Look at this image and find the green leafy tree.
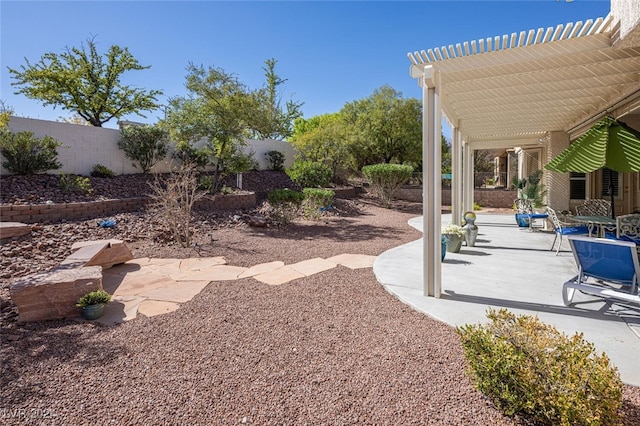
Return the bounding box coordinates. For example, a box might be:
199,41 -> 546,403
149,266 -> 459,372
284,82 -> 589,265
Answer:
290,113 -> 349,176
341,85 -> 422,170
8,37 -> 162,127
117,124 -> 169,173
0,101 -> 13,131
162,63 -> 254,188
474,149 -> 494,173
248,58 -> 303,140
441,134 -> 452,174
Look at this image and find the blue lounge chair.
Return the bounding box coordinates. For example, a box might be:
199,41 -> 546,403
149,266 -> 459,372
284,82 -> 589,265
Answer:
546,207 -> 589,255
562,235 -> 640,306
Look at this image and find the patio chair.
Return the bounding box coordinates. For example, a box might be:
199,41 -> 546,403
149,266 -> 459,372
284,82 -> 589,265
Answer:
514,198 -> 532,227
546,207 -> 589,255
617,213 -> 640,245
514,198 -> 547,229
562,235 -> 640,306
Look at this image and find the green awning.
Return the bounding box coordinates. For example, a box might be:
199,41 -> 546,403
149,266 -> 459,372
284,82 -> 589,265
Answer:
545,117 -> 640,173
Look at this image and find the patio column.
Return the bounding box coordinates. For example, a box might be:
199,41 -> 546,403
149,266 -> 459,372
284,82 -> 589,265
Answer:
463,141 -> 474,213
451,124 -> 463,225
546,131 -> 570,211
421,66 -> 442,298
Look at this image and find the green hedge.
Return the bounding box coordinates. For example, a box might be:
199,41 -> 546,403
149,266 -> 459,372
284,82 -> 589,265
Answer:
0,131 -> 62,175
302,188 -> 335,220
286,160 -> 332,188
268,189 -> 305,225
361,163 -> 413,207
457,308 -> 623,426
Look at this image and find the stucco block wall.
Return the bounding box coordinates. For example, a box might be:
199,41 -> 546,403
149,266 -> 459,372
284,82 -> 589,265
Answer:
400,187 -> 517,208
612,0 -> 640,48
2,117 -> 297,176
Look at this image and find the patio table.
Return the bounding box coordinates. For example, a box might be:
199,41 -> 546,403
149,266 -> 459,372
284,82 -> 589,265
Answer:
572,215 -> 616,238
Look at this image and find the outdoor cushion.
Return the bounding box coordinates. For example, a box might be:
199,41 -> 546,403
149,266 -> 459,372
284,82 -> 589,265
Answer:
559,225 -> 589,235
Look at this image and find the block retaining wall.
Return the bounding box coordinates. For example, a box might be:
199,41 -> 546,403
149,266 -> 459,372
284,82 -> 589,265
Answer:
397,186 -> 517,208
0,193 -> 257,224
0,189 -> 361,224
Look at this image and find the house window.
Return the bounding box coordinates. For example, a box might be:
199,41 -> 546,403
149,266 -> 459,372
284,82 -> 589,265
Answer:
601,168 -> 620,197
570,172 -> 586,200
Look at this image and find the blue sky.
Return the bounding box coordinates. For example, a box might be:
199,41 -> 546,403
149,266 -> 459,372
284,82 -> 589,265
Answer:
1,0 -> 611,131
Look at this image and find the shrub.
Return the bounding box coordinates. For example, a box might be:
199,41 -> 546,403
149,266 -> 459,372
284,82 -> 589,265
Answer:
286,160 -> 332,188
149,165 -> 206,247
457,308 -> 623,426
361,163 -> 413,207
76,290 -> 111,307
226,149 -> 258,174
266,150 -> 285,171
90,164 -> 115,178
268,188 -> 305,225
118,125 -> 169,173
0,130 -> 62,175
60,173 -> 93,194
302,188 -> 335,220
198,175 -> 214,192
172,142 -> 209,169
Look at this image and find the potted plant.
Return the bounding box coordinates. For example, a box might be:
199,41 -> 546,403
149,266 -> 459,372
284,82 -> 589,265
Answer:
442,223 -> 465,253
441,235 -> 449,260
77,289 -> 111,320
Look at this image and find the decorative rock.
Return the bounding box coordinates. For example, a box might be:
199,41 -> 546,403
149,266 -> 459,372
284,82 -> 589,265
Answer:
9,266 -> 103,322
0,222 -> 31,239
70,239 -> 134,269
248,215 -> 268,227
61,241 -> 110,268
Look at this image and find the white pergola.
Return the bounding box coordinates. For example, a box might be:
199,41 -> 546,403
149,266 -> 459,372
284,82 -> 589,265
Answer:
408,14 -> 640,297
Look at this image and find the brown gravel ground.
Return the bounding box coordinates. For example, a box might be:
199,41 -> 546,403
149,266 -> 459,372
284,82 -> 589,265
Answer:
2,174 -> 640,425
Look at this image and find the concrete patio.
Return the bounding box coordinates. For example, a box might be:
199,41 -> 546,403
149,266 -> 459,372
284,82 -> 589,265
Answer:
374,212 -> 640,386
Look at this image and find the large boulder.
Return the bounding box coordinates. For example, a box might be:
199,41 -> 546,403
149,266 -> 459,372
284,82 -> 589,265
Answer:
70,239 -> 133,269
9,266 -> 103,322
0,222 -> 31,240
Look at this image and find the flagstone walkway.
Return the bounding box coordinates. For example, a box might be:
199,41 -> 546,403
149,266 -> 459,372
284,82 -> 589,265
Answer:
96,253 -> 376,325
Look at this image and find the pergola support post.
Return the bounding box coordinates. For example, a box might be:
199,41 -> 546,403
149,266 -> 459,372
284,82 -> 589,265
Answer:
463,141 -> 474,214
451,124 -> 463,225
421,66 -> 442,298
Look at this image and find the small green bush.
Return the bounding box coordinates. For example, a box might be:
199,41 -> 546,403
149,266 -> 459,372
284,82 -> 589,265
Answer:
302,188 -> 335,220
60,173 -> 93,194
117,125 -> 169,173
198,175 -> 214,193
268,189 -> 305,225
286,160 -> 332,188
0,130 -> 62,175
220,185 -> 233,195
361,163 -> 413,207
77,290 -> 111,307
457,308 -> 623,426
226,149 -> 258,174
90,164 -> 115,178
266,150 -> 285,171
172,142 -> 209,169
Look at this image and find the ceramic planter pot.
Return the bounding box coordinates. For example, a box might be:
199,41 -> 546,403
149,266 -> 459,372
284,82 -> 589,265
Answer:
444,234 -> 463,253
82,304 -> 105,320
